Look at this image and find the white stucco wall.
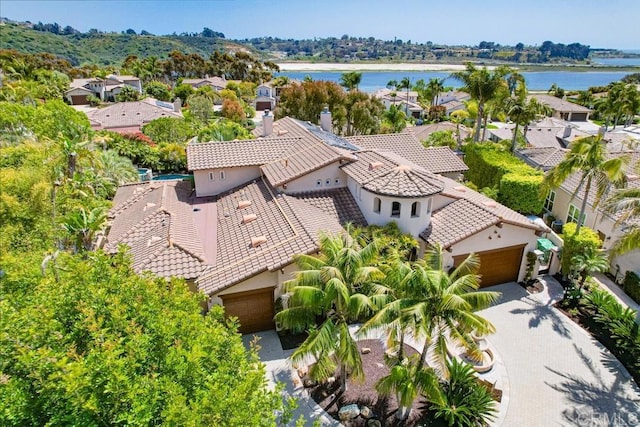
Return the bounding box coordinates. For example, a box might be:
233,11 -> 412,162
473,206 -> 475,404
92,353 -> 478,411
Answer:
194,166 -> 261,197
346,176 -> 433,238
280,163 -> 347,194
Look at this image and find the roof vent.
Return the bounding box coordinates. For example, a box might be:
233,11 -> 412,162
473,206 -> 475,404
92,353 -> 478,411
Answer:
277,130 -> 289,136
242,213 -> 258,224
251,235 -> 267,247
237,200 -> 252,209
144,202 -> 156,210
282,158 -> 289,167
369,161 -> 384,170
395,165 -> 411,172
147,235 -> 162,246
453,186 -> 466,192
483,201 -> 497,208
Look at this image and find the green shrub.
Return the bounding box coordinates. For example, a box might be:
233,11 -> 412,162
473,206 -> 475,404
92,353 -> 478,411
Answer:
463,145 -> 543,214
561,223 -> 602,275
623,271 -> 640,304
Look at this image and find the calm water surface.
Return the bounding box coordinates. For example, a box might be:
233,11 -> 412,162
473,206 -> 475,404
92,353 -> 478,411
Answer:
278,70 -> 635,92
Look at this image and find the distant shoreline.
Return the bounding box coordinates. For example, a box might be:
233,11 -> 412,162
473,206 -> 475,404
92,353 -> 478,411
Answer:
276,62 -> 640,73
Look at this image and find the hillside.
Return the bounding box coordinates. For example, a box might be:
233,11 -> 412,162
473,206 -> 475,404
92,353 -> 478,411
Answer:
0,23 -> 251,66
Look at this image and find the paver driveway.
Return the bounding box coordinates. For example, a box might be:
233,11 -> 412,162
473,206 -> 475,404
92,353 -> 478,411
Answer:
481,278 -> 640,427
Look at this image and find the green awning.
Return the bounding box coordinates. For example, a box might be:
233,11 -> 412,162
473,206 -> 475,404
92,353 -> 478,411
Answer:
537,238 -> 554,252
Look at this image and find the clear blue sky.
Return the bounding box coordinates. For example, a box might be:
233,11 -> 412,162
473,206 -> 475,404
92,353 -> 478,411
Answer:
2,0 -> 639,49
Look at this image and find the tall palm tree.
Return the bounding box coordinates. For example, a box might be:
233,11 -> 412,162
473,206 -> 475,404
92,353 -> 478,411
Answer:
603,163 -> 640,257
61,207 -> 107,252
450,63 -> 508,142
339,71 -> 362,92
275,230 -> 384,392
399,245 -> 499,375
400,77 -> 411,116
427,78 -> 445,107
543,135 -> 628,235
387,79 -> 399,105
504,93 -> 548,153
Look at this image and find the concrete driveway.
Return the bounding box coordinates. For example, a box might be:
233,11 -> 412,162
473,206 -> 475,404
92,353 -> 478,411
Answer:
481,278 -> 640,426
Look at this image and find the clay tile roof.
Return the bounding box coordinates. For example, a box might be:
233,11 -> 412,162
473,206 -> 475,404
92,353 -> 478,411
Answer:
530,94 -> 592,113
105,180 -> 206,280
516,147 -> 569,171
261,139 -> 355,187
290,188 -> 367,227
196,179 -> 347,295
406,122 -> 471,143
345,133 -> 468,174
186,137 -> 297,170
86,98 -> 181,129
420,199 -> 500,247
341,151 -> 444,197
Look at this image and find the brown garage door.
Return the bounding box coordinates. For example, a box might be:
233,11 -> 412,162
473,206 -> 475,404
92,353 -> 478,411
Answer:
220,288 -> 275,334
71,95 -> 91,105
453,244 -> 525,288
256,101 -> 272,112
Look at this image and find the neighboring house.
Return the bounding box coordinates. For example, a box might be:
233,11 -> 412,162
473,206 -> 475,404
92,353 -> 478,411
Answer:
406,121 -> 471,146
529,94 -> 592,122
66,74 -> 143,105
107,114 -> 548,333
373,88 -> 424,118
255,82 -> 276,112
437,90 -> 471,115
182,76 -> 228,91
86,97 -> 182,133
489,117 -> 589,149
528,149 -> 640,278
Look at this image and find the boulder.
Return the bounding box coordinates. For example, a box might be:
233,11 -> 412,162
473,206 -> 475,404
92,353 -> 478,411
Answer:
361,347 -> 371,354
338,404 -> 360,421
367,419 -> 382,427
303,378 -> 317,388
360,406 -> 373,419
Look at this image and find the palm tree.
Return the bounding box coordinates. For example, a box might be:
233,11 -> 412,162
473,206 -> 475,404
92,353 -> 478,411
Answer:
275,229 -> 384,392
504,93 -> 548,153
430,358 -> 497,427
570,246 -> 609,290
61,207 -> 107,252
98,150 -> 138,189
603,166 -> 640,257
543,135 -> 628,235
376,356 -> 443,421
400,245 -> 499,375
450,110 -> 469,150
339,71 -> 362,92
548,83 -> 565,99
427,78 -> 445,107
450,63 -> 508,142
400,77 -> 411,116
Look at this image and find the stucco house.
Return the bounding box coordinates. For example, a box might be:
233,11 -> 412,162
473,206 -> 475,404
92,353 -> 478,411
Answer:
107,113 -> 548,333
489,117 -> 589,149
66,75 -> 142,105
373,88 -> 424,118
529,94 -> 592,122
255,82 -> 276,111
521,148 -> 640,279
181,76 -> 228,91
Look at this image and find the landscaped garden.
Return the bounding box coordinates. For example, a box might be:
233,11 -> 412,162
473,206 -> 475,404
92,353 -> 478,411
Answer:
275,225 -> 501,426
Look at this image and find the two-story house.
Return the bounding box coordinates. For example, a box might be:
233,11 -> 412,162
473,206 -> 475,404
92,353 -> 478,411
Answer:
106,112 -> 548,333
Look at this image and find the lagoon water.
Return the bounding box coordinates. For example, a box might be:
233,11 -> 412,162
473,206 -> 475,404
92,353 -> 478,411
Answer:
278,70 -> 635,92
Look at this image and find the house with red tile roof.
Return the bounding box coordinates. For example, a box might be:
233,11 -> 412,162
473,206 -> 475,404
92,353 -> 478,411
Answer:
87,97 -> 182,133
107,113 -> 549,333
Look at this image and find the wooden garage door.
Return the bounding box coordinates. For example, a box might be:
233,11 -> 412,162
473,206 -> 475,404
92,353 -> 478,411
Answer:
256,101 -> 272,112
454,244 -> 525,288
71,95 -> 90,105
220,288 -> 275,334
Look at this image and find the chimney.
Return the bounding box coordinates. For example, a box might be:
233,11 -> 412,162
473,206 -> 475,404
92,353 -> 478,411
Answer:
173,97 -> 182,113
262,110 -> 273,137
562,125 -> 572,138
320,107 -> 332,132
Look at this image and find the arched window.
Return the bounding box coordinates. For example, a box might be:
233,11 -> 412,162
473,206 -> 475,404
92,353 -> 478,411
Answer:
411,201 -> 420,218
391,201 -> 401,218
373,197 -> 381,214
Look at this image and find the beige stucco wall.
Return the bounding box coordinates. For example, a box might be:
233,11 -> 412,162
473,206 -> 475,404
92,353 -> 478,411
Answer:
346,176 -> 433,238
280,163 -> 347,194
443,223 -> 539,282
194,166 -> 261,197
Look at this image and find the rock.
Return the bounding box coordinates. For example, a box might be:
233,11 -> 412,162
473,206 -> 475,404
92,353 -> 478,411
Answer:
367,419 -> 381,427
361,347 -> 371,354
338,404 -> 360,421
375,362 -> 384,368
360,406 -> 372,418
325,376 -> 336,384
303,378 -> 317,388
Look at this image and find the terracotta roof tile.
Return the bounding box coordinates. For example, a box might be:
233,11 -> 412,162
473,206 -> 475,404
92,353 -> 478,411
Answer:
186,138 -> 297,170
406,122 -> 471,143
516,147 -> 568,171
291,188 -> 367,227
346,133 -> 468,174
87,98 -> 181,129
341,151 -> 445,197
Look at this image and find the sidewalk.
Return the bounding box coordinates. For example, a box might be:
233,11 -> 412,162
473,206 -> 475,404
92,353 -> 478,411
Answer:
591,272 -> 640,323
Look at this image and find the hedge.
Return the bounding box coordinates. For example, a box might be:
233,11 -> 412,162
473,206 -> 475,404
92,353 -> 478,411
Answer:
561,222 -> 602,274
464,145 -> 544,214
623,271 -> 640,304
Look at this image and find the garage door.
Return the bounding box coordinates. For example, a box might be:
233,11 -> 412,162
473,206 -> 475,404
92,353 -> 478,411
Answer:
256,101 -> 272,112
71,95 -> 90,105
220,288 -> 275,334
453,244 -> 525,288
